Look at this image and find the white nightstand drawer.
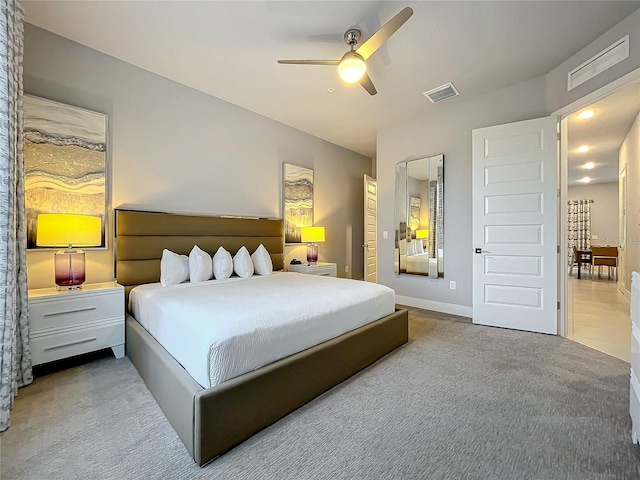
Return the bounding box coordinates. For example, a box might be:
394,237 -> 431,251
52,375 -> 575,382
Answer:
30,290 -> 123,331
288,262 -> 338,277
31,320 -> 124,366
28,282 -> 125,365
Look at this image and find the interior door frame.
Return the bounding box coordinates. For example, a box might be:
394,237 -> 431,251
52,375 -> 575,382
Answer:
552,67 -> 640,337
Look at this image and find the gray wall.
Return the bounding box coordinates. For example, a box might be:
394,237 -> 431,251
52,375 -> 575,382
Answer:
24,25 -> 371,288
568,182 -> 619,246
546,9 -> 640,114
377,77 -> 547,315
377,7 -> 639,316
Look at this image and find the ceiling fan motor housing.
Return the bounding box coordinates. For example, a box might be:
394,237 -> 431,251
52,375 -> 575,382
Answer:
344,29 -> 361,48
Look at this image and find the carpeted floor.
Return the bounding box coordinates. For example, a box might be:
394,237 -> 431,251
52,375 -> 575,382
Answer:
1,308 -> 639,479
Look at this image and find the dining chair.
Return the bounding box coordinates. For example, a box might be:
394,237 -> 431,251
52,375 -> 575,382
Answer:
591,245 -> 618,281
569,246 -> 592,278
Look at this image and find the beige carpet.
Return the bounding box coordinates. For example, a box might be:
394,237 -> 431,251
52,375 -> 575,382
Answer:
2,309 -> 639,479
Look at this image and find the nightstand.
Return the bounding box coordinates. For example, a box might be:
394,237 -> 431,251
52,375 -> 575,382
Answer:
28,281 -> 125,366
288,262 -> 338,277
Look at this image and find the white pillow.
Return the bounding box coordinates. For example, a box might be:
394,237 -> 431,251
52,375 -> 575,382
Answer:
251,244 -> 273,276
213,246 -> 233,280
415,240 -> 425,254
407,240 -> 416,256
160,249 -> 189,286
189,245 -> 213,283
233,246 -> 254,278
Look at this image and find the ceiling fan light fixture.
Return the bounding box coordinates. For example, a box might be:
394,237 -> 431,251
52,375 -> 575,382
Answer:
338,52 -> 366,84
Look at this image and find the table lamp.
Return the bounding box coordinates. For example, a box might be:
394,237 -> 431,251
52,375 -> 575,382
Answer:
300,226 -> 325,266
36,213 -> 102,290
416,229 -> 429,239
416,228 -> 429,249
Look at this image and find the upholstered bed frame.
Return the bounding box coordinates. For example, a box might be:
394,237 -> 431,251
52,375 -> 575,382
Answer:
115,209 -> 409,466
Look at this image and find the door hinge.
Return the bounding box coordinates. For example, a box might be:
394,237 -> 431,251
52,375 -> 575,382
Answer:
557,189 -> 560,197
557,301 -> 560,310
557,245 -> 560,254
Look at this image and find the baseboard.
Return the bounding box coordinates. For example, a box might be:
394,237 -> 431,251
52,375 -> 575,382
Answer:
619,284 -> 631,300
395,295 -> 472,318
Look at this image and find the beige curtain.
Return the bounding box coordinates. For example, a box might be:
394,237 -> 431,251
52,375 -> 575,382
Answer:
0,0 -> 31,432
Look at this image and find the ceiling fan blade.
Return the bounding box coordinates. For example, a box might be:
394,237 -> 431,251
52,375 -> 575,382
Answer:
356,7 -> 413,61
360,73 -> 377,96
278,60 -> 340,66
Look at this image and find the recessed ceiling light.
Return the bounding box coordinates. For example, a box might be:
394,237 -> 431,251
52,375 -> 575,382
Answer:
327,88 -> 334,93
578,109 -> 594,119
584,162 -> 595,169
578,145 -> 590,153
579,176 -> 591,183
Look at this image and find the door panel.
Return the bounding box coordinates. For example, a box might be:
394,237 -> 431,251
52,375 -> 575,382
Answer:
364,175 -> 377,282
472,117 -> 557,334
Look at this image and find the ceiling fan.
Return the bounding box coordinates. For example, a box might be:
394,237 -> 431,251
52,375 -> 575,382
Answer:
278,7 -> 414,96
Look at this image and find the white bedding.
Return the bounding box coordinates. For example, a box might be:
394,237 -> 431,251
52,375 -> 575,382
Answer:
406,252 -> 432,274
129,272 -> 395,388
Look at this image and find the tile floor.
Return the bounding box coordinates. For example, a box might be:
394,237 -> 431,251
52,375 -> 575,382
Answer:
568,270 -> 631,362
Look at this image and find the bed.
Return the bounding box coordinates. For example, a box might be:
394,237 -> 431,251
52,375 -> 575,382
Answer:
115,209 -> 409,466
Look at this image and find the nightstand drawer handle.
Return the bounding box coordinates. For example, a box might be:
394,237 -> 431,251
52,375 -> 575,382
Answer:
43,307 -> 96,317
44,337 -> 97,351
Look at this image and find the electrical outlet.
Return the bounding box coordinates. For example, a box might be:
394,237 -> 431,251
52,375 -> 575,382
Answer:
383,231 -> 388,239
345,265 -> 349,273
449,281 -> 456,290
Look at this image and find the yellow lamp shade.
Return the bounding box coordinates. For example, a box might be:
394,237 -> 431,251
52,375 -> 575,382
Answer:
300,226 -> 325,243
416,229 -> 429,239
36,214 -> 102,247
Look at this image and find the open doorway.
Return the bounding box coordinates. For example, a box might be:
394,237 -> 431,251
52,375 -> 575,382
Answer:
563,82 -> 640,362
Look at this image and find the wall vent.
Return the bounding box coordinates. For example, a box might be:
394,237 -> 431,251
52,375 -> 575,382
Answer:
567,35 -> 629,91
423,82 -> 459,103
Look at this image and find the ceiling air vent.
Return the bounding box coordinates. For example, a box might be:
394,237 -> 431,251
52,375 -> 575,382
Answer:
423,82 -> 459,103
568,35 -> 629,91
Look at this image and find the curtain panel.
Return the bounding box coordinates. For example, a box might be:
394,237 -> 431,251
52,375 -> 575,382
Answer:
567,199 -> 593,266
0,0 -> 31,432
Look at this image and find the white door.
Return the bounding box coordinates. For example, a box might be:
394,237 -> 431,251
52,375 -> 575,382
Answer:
364,175 -> 377,282
472,117 -> 558,334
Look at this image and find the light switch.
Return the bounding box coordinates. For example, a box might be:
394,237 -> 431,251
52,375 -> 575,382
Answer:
383,231 -> 388,239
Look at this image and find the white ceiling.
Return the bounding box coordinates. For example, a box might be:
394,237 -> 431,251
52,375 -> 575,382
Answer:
23,1 -> 640,160
567,82 -> 640,186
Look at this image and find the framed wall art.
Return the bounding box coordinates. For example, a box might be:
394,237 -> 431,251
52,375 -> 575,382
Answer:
409,196 -> 421,237
24,95 -> 108,249
283,163 -> 313,244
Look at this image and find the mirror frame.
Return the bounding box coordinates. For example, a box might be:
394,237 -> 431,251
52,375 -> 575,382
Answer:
394,154 -> 444,277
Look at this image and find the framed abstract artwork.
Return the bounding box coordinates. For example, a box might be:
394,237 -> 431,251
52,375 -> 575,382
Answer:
283,163 -> 313,244
24,95 -> 108,249
409,196 -> 421,236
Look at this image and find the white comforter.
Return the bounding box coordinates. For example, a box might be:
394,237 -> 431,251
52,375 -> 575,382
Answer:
129,272 -> 395,388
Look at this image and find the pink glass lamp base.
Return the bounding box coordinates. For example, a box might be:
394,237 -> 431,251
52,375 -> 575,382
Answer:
306,243 -> 318,265
54,249 -> 86,290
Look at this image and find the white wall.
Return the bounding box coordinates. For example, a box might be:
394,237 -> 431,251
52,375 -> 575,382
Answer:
377,77 -> 547,315
568,182 -> 619,245
24,25 -> 371,289
619,112 -> 640,293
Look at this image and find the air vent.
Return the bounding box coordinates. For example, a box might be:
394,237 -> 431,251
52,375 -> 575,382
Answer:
568,35 -> 629,91
423,82 -> 460,103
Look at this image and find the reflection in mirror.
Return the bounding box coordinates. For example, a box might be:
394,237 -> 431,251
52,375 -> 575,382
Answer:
395,155 -> 444,277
